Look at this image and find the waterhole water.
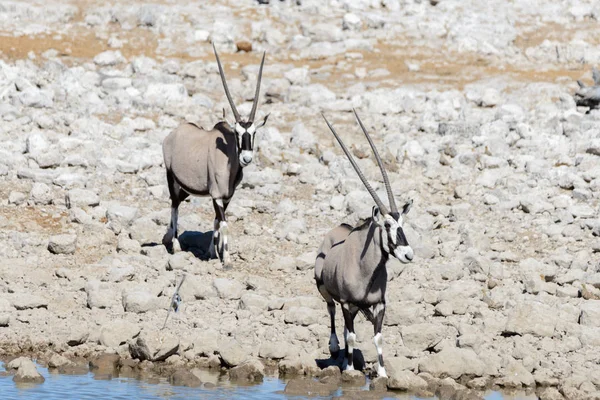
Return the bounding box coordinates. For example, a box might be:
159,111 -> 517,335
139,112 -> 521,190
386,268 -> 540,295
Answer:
0,361 -> 512,399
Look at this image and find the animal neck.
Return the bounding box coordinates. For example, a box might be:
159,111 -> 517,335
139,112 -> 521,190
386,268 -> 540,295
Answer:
356,222 -> 389,274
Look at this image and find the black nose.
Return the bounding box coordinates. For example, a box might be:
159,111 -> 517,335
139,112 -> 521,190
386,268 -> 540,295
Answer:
243,154 -> 252,163
405,253 -> 413,261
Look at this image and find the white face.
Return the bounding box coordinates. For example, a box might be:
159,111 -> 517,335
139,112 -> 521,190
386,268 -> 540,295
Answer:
373,203 -> 414,264
235,122 -> 256,168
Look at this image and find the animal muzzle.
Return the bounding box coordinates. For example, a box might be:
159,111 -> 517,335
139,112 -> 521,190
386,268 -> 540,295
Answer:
239,150 -> 253,167
394,246 -> 414,264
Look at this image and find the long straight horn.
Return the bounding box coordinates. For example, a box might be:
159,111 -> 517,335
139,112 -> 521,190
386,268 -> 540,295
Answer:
353,109 -> 398,214
213,44 -> 241,123
249,52 -> 266,124
322,114 -> 389,215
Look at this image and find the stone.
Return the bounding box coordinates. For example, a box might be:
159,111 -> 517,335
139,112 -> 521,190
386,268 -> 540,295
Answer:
341,370 -> 366,385
401,323 -> 448,351
94,50 -> 125,66
169,369 -> 202,387
106,204 -> 139,226
504,302 -> 557,337
30,182 -> 52,205
48,354 -> 72,369
129,331 -> 179,362
8,191 -> 26,205
495,361 -> 535,387
86,281 -> 117,309
539,387 -> 565,400
258,341 -> 288,359
191,329 -> 219,357
284,306 -> 320,326
370,376 -> 388,391
122,289 -> 158,313
12,358 -> 45,384
319,365 -> 341,384
0,314 -> 9,327
219,339 -> 248,367
99,320 -> 141,348
10,294 -> 48,310
66,189 -> 99,208
580,300 -> 600,327
419,347 -> 485,379
239,293 -> 269,310
89,354 -> 120,374
48,234 -> 77,255
387,370 -> 429,391
213,278 -> 245,300
229,359 -> 264,382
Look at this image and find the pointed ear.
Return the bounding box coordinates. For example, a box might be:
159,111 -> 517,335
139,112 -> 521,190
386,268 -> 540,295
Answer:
372,206 -> 381,222
402,199 -> 413,215
577,80 -> 586,89
256,113 -> 270,129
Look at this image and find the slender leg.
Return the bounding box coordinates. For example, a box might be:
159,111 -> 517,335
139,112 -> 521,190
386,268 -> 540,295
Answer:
318,284 -> 339,357
163,171 -> 189,250
372,302 -> 387,377
342,303 -> 358,371
212,199 -> 231,267
209,218 -> 219,259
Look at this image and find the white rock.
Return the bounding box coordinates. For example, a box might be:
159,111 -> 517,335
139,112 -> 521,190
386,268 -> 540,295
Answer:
48,234 -> 78,255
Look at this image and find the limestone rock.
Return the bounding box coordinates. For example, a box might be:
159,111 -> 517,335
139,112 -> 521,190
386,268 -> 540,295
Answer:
504,302 -> 557,337
169,369 -> 202,387
229,359 -> 264,382
48,234 -> 77,255
284,306 -> 320,326
213,278 -> 245,300
387,370 -> 429,391
580,300 -> 600,327
12,358 -> 44,384
341,370 -> 365,385
129,331 -> 179,362
122,289 -> 159,313
89,353 -> 120,374
99,320 -> 141,348
419,347 -> 485,379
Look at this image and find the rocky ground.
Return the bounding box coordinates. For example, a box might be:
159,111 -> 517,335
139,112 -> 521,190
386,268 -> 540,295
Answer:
0,0 -> 600,398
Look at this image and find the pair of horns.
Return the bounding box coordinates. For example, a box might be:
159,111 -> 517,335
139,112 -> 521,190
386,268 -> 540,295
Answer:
213,44 -> 265,124
322,110 -> 398,216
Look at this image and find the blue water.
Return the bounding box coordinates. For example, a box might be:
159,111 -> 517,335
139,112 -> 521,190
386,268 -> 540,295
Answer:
0,361 -> 509,399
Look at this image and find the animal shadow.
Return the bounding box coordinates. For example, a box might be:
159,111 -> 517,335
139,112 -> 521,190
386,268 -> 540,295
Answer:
315,349 -> 365,372
177,230 -> 214,260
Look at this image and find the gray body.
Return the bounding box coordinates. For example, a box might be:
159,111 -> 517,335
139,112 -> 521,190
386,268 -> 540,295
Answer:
315,111 -> 415,378
163,122 -> 242,201
315,222 -> 387,306
161,45 -> 268,267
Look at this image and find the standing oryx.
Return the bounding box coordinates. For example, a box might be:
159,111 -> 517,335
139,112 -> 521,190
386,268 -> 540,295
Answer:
162,45 -> 269,267
315,110 -> 414,377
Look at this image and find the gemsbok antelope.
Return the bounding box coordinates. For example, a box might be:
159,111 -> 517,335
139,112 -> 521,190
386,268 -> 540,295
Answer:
315,110 -> 414,377
162,45 -> 269,267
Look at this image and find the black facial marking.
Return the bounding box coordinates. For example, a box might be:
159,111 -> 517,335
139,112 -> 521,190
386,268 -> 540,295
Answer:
241,132 -> 252,151
396,227 -> 408,246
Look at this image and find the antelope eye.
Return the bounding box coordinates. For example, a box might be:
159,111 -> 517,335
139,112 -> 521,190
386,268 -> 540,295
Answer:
384,222 -> 390,229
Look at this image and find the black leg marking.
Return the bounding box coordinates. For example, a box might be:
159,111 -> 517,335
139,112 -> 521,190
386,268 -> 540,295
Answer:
342,304 -> 358,370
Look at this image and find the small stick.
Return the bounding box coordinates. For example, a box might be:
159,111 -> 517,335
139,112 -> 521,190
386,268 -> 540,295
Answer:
162,274 -> 186,330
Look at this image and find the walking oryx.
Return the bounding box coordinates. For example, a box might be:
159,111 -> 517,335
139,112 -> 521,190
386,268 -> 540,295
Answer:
162,45 -> 269,267
315,110 -> 414,377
